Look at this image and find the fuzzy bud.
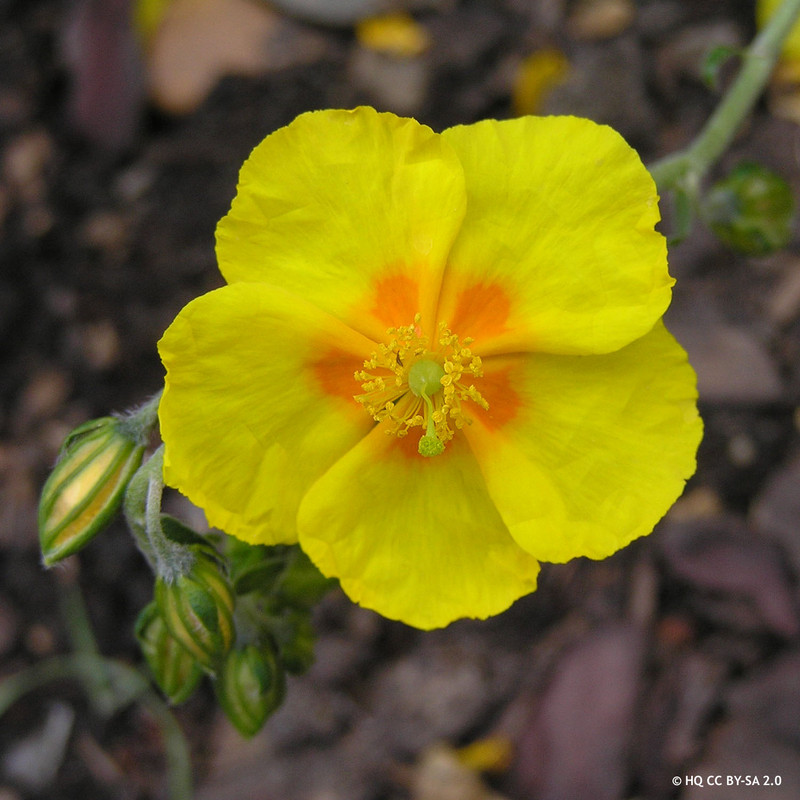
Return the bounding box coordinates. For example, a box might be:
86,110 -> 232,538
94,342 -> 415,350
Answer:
215,643 -> 286,737
155,552 -> 235,671
135,602 -> 204,705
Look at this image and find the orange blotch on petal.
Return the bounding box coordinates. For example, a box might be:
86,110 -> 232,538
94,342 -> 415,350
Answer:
370,273 -> 421,329
313,348 -> 364,404
448,281 -> 511,341
473,364 -> 522,431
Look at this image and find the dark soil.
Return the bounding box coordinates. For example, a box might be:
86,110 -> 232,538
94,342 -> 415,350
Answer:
2,1 -> 800,799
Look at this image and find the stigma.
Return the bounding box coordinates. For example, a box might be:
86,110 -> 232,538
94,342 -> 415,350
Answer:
354,314 -> 488,456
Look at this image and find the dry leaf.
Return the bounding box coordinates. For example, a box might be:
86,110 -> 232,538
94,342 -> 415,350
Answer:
512,625 -> 645,800
147,0 -> 279,113
661,516 -> 799,638
567,0 -> 635,41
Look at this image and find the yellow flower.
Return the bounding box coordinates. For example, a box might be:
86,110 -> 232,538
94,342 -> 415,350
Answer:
158,107 -> 701,629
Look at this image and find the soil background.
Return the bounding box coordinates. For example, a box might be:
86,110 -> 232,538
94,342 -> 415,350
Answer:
2,1 -> 800,799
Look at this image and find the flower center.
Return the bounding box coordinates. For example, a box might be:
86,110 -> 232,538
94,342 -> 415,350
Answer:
354,314 -> 488,457
407,359 -> 445,398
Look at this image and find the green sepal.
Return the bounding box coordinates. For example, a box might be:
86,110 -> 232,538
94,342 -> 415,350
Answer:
701,44 -> 741,91
274,548 -> 337,610
135,602 -> 203,705
215,642 -> 286,738
39,417 -> 145,566
160,514 -> 215,550
233,557 -> 289,596
666,186 -> 695,247
270,609 -> 317,675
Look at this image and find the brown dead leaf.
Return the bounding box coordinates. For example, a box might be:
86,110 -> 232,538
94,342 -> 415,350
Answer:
726,650 -> 800,746
512,625 -> 645,800
660,516 -> 799,638
567,0 -> 634,40
751,453 -> 800,573
684,718 -> 800,800
147,0 -> 279,113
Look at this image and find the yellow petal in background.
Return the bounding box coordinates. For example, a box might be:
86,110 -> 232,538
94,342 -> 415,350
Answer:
356,13 -> 431,58
216,107 -> 467,340
298,426 -> 540,629
158,282 -> 374,545
465,322 -> 702,564
133,0 -> 172,44
511,49 -> 569,117
439,115 -> 671,356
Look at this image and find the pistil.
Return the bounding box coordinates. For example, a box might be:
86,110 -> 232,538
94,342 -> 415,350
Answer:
408,360 -> 446,457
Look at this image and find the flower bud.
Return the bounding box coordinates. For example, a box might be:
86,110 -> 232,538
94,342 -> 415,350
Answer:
702,162 -> 796,255
155,552 -> 235,671
135,602 -> 203,705
215,643 -> 286,737
39,417 -> 145,566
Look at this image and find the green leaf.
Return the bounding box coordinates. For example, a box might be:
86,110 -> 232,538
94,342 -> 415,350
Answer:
701,44 -> 740,91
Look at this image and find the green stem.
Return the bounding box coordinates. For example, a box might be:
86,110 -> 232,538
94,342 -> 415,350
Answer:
650,0 -> 800,191
0,654 -> 193,800
60,580 -> 119,716
124,445 -> 195,582
117,390 -> 163,447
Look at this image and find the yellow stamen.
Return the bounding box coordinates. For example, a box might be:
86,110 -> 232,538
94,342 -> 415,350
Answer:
354,316 -> 489,455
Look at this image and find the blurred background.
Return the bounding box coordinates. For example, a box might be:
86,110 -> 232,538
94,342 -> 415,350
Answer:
1,0 -> 800,798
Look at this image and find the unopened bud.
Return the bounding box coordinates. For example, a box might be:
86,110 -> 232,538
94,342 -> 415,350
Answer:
155,552 -> 235,671
702,162 -> 796,255
215,643 -> 286,737
135,602 -> 203,705
39,417 -> 145,566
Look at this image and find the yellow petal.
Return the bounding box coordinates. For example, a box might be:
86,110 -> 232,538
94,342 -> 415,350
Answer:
439,116 -> 671,356
297,425 -> 540,629
356,13 -> 431,58
511,49 -> 569,117
463,322 -> 702,562
158,283 -> 375,544
216,107 -> 467,340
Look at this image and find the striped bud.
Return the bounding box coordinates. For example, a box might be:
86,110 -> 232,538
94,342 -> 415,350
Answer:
155,552 -> 235,671
135,602 -> 203,705
39,417 -> 145,566
215,643 -> 286,737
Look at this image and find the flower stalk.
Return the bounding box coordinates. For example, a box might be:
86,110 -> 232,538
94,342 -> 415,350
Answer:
124,445 -> 194,582
650,0 -> 800,194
